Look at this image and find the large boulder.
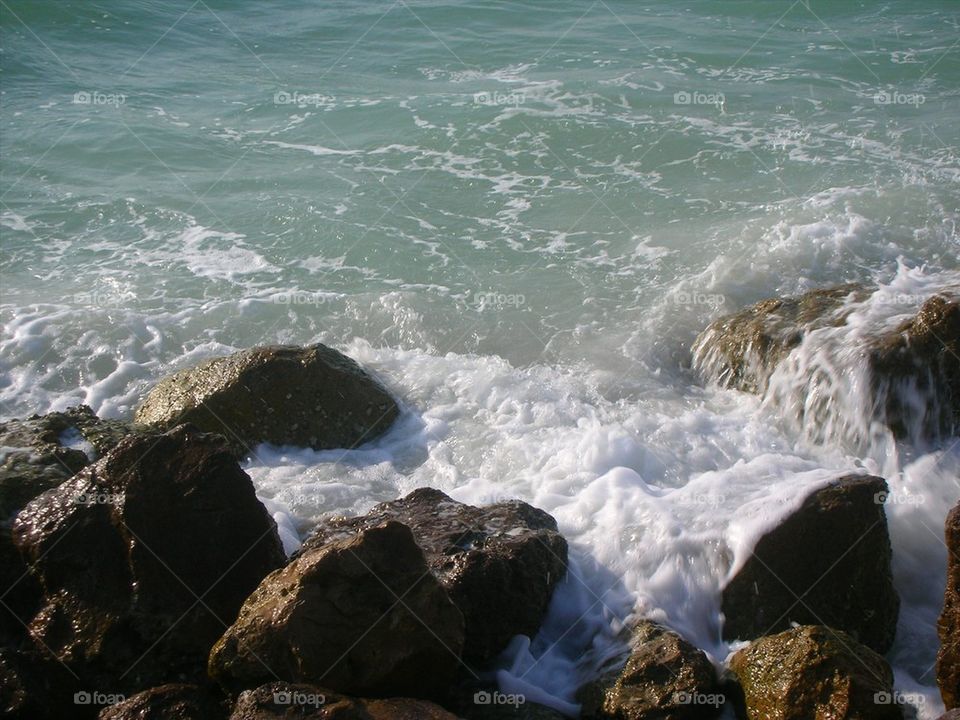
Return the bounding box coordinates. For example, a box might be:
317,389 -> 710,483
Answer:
728,625 -> 901,720
98,684 -> 227,720
721,474 -> 899,654
11,425 -> 286,692
693,287 -> 960,440
0,405 -> 131,521
228,682 -> 459,719
208,521 -> 465,699
578,620 -> 721,720
134,344 -> 399,453
300,487 -> 569,666
939,502 -> 960,710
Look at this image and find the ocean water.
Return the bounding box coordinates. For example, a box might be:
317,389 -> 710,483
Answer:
2,1 -> 959,716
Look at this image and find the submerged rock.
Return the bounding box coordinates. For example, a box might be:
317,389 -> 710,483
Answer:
693,286 -> 960,442
721,474 -> 899,654
870,293 -> 960,439
578,620 -> 721,720
228,682 -> 460,719
134,344 -> 399,454
11,425 -> 285,692
300,487 -> 568,666
209,521 -> 465,699
0,405 -> 132,521
939,502 -> 960,710
692,283 -> 866,394
728,625 -> 900,720
98,684 -> 227,720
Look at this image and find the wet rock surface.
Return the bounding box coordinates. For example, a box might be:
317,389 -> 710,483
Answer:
728,625 -> 901,720
939,502 -> 960,710
228,682 -> 460,719
578,620 -> 721,720
209,521 -> 465,700
0,405 -> 132,521
721,474 -> 899,654
11,425 -> 285,693
98,683 -> 227,720
693,286 -> 960,441
134,344 -> 399,453
869,293 -> 960,439
301,487 -> 568,666
692,284 -> 866,394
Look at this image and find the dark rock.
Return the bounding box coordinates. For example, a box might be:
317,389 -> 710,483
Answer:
578,620 -> 721,720
692,284 -> 866,393
98,684 -> 227,720
0,525 -> 41,646
0,405 -> 132,521
228,682 -> 459,719
939,502 -> 960,710
462,703 -> 568,720
209,521 -> 465,699
134,344 -> 399,454
301,487 -> 568,667
0,647 -> 84,720
728,625 -> 901,720
721,474 -> 899,653
11,425 -> 285,692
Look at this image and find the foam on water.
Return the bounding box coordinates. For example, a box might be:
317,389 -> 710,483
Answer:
2,2 -> 959,716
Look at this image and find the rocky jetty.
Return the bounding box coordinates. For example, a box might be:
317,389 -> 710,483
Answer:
721,474 -> 899,654
0,335 -> 945,719
134,344 -> 399,453
300,487 -> 569,666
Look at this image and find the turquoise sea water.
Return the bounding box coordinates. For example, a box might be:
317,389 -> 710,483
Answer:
2,2 -> 959,716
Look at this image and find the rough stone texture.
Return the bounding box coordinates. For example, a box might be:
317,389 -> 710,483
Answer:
98,684 -> 227,720
692,284 -> 866,393
939,502 -> 960,710
721,474 -> 899,654
693,286 -> 960,440
578,620 -> 721,720
301,487 -> 568,667
0,405 -> 132,521
728,625 -> 901,720
209,521 -> 465,699
11,425 -> 285,692
228,682 -> 459,719
134,344 -> 399,454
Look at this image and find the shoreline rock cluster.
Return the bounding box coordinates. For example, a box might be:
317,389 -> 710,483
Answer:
1,287 -> 957,719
